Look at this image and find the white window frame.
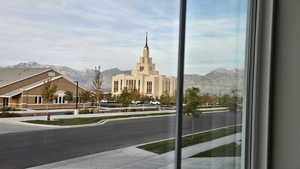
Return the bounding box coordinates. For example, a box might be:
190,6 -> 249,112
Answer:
242,0 -> 275,169
175,0 -> 275,169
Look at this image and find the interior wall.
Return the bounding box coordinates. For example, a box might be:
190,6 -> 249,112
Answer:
270,0 -> 300,169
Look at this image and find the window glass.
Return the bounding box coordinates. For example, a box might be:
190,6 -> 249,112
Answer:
180,0 -> 248,168
0,0 -> 179,169
0,0 -> 250,168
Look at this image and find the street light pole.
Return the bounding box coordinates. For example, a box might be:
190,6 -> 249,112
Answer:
75,81 -> 79,110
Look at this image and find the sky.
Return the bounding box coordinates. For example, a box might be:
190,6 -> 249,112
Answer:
0,0 -> 248,75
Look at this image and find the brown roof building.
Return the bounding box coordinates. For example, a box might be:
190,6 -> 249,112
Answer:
0,68 -> 88,109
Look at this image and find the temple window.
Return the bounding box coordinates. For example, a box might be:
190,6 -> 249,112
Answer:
146,81 -> 152,94
140,66 -> 144,71
114,81 -> 119,92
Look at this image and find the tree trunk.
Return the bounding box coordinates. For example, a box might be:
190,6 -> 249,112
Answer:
46,103 -> 50,121
192,117 -> 194,140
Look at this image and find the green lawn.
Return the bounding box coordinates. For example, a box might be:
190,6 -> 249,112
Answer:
24,112 -> 174,126
138,126 -> 241,154
191,142 -> 241,158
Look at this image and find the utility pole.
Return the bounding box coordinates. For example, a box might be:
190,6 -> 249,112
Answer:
75,81 -> 79,109
74,81 -> 79,115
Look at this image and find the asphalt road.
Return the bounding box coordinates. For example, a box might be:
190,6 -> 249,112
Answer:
0,111 -> 241,169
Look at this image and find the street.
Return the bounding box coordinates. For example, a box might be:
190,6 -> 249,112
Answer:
0,111 -> 241,169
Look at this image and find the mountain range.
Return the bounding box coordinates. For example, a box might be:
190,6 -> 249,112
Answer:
4,62 -> 244,95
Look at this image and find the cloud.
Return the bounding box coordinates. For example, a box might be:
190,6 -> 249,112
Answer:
0,0 -> 247,76
184,17 -> 247,74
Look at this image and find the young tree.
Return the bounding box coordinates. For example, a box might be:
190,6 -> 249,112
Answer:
183,87 -> 201,137
91,66 -> 103,104
130,89 -> 141,101
80,90 -> 92,109
199,95 -> 218,107
219,89 -> 242,113
219,94 -> 231,106
230,88 -> 242,112
41,79 -> 57,120
118,88 -> 133,107
103,93 -> 112,100
160,92 -> 172,106
64,91 -> 73,103
80,90 -> 92,103
140,94 -> 151,103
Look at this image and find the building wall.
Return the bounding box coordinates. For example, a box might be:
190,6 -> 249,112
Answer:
0,69 -> 91,109
0,98 -> 3,107
24,77 -> 85,97
1,77 -> 87,109
111,36 -> 176,99
0,70 -> 60,95
112,74 -> 176,98
23,77 -> 86,104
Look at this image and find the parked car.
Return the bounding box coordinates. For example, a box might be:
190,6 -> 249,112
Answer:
108,100 -> 118,104
100,99 -> 108,104
136,101 -> 144,104
131,100 -> 144,104
150,100 -> 160,105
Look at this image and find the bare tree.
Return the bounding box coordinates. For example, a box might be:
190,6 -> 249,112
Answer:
91,66 -> 103,105
41,78 -> 57,120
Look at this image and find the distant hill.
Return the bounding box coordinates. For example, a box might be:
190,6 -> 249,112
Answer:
7,62 -> 131,92
5,62 -> 243,95
184,68 -> 244,95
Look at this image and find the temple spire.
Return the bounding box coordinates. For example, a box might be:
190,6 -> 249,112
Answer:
143,32 -> 150,58
145,32 -> 148,48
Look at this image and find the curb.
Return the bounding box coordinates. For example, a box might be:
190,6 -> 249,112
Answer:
19,113 -> 176,129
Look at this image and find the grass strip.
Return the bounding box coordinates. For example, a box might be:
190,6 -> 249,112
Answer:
138,126 -> 241,154
23,112 -> 174,126
191,142 -> 241,158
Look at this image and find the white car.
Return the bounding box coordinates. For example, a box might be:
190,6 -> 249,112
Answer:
150,101 -> 160,105
100,99 -> 108,104
132,100 -> 144,104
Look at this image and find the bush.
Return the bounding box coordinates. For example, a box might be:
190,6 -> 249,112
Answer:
91,108 -> 100,114
79,109 -> 91,114
78,108 -> 101,114
64,112 -> 74,115
0,107 -> 21,112
100,104 -> 122,108
0,113 -> 22,118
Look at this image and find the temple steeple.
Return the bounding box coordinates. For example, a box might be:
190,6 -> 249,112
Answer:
143,32 -> 149,58
145,32 -> 148,48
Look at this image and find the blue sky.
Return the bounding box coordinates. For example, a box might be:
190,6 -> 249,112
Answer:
0,0 -> 247,75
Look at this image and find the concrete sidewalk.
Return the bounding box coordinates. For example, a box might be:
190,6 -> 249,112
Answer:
28,133 -> 241,169
8,106 -> 164,115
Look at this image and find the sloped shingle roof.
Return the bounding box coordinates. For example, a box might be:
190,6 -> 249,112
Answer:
0,68 -> 51,88
0,76 -> 63,97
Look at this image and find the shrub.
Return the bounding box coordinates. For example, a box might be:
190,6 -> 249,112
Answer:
100,104 -> 122,108
0,113 -> 22,118
79,109 -> 90,114
0,107 -> 21,112
64,112 -> 74,115
91,108 -> 100,114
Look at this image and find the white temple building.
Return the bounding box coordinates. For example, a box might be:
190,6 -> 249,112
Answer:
111,33 -> 176,99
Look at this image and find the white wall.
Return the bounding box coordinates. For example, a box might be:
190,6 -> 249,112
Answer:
270,1 -> 300,168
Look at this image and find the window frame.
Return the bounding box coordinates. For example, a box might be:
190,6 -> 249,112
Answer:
174,0 -> 275,169
242,0 -> 275,169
